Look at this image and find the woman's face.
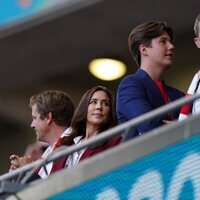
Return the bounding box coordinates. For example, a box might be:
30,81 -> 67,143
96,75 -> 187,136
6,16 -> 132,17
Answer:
86,90 -> 110,129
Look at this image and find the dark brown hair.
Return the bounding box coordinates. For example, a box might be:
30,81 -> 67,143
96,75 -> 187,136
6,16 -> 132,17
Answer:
30,90 -> 74,127
128,21 -> 174,67
65,86 -> 117,145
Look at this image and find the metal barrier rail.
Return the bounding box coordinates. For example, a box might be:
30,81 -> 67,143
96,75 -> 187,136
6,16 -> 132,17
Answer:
0,93 -> 200,184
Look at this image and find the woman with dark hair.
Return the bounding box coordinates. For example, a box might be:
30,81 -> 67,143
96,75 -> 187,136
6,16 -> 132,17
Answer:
51,86 -> 121,171
68,86 -> 117,142
67,85 -> 121,167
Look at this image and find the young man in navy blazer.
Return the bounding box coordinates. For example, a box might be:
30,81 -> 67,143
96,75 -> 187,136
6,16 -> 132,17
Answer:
117,21 -> 184,138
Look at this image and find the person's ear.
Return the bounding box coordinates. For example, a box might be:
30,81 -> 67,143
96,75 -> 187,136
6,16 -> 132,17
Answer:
139,44 -> 148,56
46,112 -> 53,125
194,37 -> 200,48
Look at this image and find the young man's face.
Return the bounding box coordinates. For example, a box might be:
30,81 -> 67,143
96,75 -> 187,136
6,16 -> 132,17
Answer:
144,31 -> 174,70
31,104 -> 49,142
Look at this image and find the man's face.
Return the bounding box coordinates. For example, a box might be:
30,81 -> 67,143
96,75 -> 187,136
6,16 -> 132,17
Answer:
31,104 -> 49,142
194,30 -> 200,48
144,31 -> 175,70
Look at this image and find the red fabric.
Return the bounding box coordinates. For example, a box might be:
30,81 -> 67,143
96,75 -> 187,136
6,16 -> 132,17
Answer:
50,157 -> 67,173
80,136 -> 121,161
154,80 -> 173,120
34,137 -> 68,176
51,135 -> 121,173
50,137 -> 68,174
180,94 -> 192,115
180,104 -> 191,115
35,159 -> 43,174
154,80 -> 169,104
53,137 -> 63,149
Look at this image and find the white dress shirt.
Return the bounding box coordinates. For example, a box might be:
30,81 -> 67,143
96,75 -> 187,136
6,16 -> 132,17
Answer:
38,127 -> 72,179
66,136 -> 86,168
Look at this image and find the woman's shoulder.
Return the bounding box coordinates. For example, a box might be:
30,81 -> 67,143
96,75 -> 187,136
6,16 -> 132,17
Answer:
107,135 -> 121,147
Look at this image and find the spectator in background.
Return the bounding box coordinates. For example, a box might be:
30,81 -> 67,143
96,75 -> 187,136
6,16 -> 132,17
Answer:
117,21 -> 184,139
24,141 -> 48,161
53,86 -> 121,171
179,14 -> 200,120
9,90 -> 74,179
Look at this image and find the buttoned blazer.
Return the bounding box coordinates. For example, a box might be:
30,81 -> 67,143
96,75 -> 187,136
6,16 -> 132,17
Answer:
116,68 -> 184,138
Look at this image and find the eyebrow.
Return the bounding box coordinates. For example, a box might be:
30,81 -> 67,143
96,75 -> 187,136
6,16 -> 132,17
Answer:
90,98 -> 109,102
159,36 -> 168,39
160,35 -> 171,40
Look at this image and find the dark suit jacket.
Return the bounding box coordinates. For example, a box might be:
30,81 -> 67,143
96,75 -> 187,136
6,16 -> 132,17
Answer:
116,68 -> 184,138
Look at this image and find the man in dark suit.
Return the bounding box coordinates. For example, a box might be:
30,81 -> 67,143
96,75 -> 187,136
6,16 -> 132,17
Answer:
117,21 -> 184,138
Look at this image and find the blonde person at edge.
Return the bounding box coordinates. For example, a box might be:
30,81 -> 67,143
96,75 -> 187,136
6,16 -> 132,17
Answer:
179,14 -> 200,120
50,86 -> 121,173
9,90 -> 74,180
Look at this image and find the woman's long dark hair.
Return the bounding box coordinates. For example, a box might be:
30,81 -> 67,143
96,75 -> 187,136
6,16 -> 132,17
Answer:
64,86 -> 117,146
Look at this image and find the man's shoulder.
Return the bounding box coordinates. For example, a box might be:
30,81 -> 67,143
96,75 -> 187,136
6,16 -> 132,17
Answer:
118,69 -> 152,91
119,70 -> 144,85
165,85 -> 184,97
196,68 -> 200,74
120,74 -> 135,83
62,127 -> 72,137
118,75 -> 140,93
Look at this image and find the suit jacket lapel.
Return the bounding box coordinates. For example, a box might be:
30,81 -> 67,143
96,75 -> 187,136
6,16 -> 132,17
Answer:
136,69 -> 165,106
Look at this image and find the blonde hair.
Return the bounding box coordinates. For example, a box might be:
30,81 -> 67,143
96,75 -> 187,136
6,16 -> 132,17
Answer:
194,14 -> 200,36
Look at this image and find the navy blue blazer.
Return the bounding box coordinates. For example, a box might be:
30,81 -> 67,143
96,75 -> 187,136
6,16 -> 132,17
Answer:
116,68 -> 184,138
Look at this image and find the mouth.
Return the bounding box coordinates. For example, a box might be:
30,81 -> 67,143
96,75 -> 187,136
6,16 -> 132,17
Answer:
93,113 -> 103,117
165,53 -> 173,59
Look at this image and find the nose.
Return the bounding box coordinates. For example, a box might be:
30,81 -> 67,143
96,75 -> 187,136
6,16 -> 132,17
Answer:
168,41 -> 175,50
30,121 -> 35,128
96,102 -> 102,110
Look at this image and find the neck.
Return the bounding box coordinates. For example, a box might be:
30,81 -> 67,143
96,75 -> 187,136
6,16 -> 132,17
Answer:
140,64 -> 164,82
85,124 -> 99,139
47,125 -> 68,146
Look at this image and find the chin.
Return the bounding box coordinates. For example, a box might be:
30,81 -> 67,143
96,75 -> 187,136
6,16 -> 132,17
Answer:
36,135 -> 42,141
92,121 -> 102,126
92,120 -> 105,127
163,64 -> 172,70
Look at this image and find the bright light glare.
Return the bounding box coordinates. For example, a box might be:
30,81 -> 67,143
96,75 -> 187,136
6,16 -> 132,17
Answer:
89,58 -> 126,81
